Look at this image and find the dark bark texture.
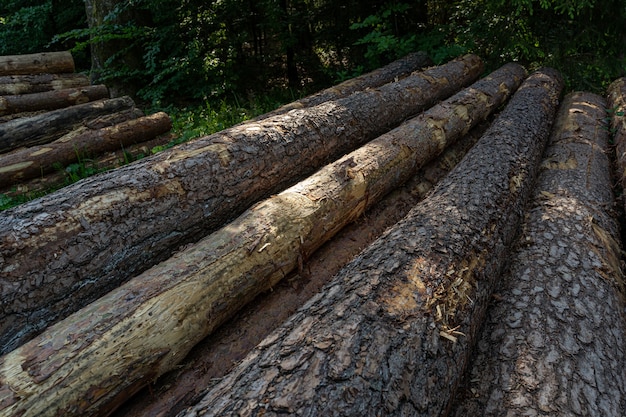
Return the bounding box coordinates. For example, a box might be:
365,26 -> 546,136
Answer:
255,51 -> 432,120
175,68 -> 563,417
0,63 -> 521,417
607,78 -> 626,213
0,85 -> 110,116
0,112 -> 171,187
0,96 -> 135,153
0,54 -> 483,355
0,52 -> 74,76
452,92 -> 626,416
0,73 -> 90,96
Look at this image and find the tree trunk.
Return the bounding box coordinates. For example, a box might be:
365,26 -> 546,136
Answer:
0,54 -> 483,354
607,77 -> 626,213
173,68 -> 563,417
0,85 -> 110,116
111,120 -> 491,417
254,51 -> 433,121
0,62 -> 524,417
0,96 -> 135,153
0,112 -> 171,187
452,92 -> 626,416
0,73 -> 90,95
0,51 -> 75,76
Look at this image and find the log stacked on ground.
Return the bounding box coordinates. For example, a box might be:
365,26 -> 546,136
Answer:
0,51 -> 75,76
0,54 -> 484,354
452,92 -> 626,416
0,60 -> 521,417
607,77 -> 626,212
0,73 -> 90,95
0,96 -> 135,152
112,120 -> 492,417
172,68 -> 563,417
0,85 -> 109,115
254,51 -> 432,120
0,112 -> 172,187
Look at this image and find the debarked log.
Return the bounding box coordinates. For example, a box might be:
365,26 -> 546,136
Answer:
175,68 -> 563,417
607,77 -> 626,213
0,62 -> 525,417
0,73 -> 90,96
0,54 -> 484,354
0,96 -> 136,153
0,85 -> 110,116
254,51 -> 432,120
0,51 -> 75,76
0,112 -> 172,187
452,92 -> 626,416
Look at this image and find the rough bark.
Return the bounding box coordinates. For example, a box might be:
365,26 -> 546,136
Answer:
0,112 -> 171,187
452,92 -> 626,416
607,77 -> 626,212
0,61 -> 520,417
171,68 -> 563,417
0,51 -> 75,76
0,96 -> 135,153
254,51 -> 433,121
0,85 -> 110,116
0,54 -> 484,354
0,73 -> 90,95
111,121 -> 491,417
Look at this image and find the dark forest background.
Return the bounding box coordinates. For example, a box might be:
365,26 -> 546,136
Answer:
1,0 -> 625,108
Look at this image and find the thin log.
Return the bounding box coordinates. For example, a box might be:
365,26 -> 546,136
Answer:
0,73 -> 90,95
0,62 -> 524,417
253,51 -> 432,120
452,92 -> 626,416
0,112 -> 172,187
0,51 -> 75,76
0,54 -> 484,354
174,68 -> 563,417
111,120 -> 491,417
607,77 -> 626,213
0,96 -> 135,153
0,85 -> 110,116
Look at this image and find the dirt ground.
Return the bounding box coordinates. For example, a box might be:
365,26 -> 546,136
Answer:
112,123 -> 486,417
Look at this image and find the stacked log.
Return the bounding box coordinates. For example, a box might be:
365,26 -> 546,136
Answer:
452,92 -> 626,415
0,73 -> 90,95
0,53 -> 484,354
0,84 -> 110,115
0,51 -> 75,76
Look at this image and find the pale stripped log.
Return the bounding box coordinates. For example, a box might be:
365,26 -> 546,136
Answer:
0,62 -> 525,417
0,54 -> 483,354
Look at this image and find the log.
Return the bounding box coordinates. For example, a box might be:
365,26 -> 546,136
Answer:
0,51 -> 75,76
607,77 -> 626,213
0,112 -> 172,187
0,54 -> 484,354
0,96 -> 136,153
111,121 -> 491,417
0,73 -> 90,95
0,85 -> 110,116
452,92 -> 626,416
0,62 -> 524,417
174,68 -> 563,417
253,51 -> 432,120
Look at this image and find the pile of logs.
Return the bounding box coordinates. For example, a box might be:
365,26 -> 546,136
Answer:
0,51 -> 173,196
1,51 -> 626,417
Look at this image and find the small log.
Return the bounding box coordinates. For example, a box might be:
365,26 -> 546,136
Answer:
174,68 -> 563,417
0,62 -> 525,417
452,92 -> 626,416
0,51 -> 75,76
0,85 -> 110,116
0,96 -> 135,153
254,51 -> 433,120
0,112 -> 172,187
607,77 -> 626,213
0,54 -> 484,354
0,73 -> 90,95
